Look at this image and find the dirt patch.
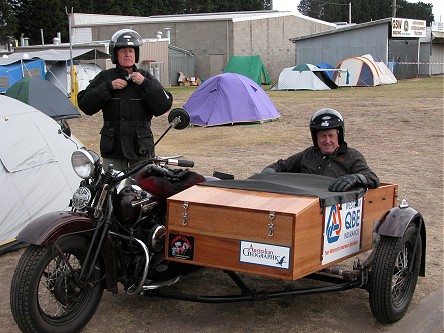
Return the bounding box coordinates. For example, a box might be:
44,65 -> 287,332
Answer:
0,76 -> 442,333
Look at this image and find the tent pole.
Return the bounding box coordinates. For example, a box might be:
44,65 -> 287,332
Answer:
66,7 -> 74,96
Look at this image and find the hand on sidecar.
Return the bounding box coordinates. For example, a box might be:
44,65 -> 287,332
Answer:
328,174 -> 368,192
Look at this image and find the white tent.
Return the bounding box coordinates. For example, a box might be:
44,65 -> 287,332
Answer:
0,95 -> 81,252
334,54 -> 397,87
46,61 -> 102,96
271,64 -> 338,91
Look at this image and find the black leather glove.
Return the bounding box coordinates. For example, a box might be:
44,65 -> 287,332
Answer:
261,167 -> 277,173
328,174 -> 368,192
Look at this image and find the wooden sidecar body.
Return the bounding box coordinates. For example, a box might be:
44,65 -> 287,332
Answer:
165,173 -> 397,280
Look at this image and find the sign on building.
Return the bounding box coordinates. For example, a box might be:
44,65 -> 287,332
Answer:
391,18 -> 427,38
432,21 -> 444,33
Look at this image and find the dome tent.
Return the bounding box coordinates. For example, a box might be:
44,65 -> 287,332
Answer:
223,55 -> 272,85
271,64 -> 337,91
184,73 -> 280,127
0,95 -> 81,253
5,77 -> 80,120
333,54 -> 397,87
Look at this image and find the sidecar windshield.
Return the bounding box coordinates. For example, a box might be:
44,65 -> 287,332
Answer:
199,173 -> 365,207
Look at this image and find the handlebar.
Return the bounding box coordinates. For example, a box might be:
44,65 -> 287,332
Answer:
112,157 -> 194,184
163,158 -> 194,168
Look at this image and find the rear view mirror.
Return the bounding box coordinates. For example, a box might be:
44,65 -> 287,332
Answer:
168,108 -> 190,130
60,119 -> 71,137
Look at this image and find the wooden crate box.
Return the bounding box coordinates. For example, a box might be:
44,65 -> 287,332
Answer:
166,181 -> 397,281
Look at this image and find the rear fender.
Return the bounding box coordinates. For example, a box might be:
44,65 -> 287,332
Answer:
375,206 -> 426,276
17,211 -> 119,293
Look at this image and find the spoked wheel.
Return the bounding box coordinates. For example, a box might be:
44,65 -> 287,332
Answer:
10,236 -> 104,333
369,222 -> 422,323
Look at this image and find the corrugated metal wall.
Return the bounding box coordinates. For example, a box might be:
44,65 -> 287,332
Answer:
389,39 -> 420,79
168,47 -> 195,86
296,24 -> 390,68
138,40 -> 169,86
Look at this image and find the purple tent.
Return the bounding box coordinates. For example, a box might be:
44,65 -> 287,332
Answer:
183,73 -> 281,127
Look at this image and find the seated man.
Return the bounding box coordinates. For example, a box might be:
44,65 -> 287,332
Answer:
262,108 -> 379,192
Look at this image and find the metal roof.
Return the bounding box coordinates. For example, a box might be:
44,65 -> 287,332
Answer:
1,49 -> 110,63
73,10 -> 335,27
290,17 -> 392,42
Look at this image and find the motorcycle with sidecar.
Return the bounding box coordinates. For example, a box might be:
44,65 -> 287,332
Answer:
10,108 -> 425,333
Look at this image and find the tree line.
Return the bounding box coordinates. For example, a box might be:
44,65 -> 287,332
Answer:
297,0 -> 434,25
1,0 -> 271,46
0,0 -> 434,47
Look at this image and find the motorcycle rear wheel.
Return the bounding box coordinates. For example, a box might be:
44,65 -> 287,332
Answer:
10,236 -> 104,333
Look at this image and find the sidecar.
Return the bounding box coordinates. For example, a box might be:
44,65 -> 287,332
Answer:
161,173 -> 425,324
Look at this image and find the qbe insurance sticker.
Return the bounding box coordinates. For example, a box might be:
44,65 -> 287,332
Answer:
239,241 -> 290,269
322,198 -> 363,265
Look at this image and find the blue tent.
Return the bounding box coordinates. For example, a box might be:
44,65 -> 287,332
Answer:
0,59 -> 45,93
315,63 -> 335,80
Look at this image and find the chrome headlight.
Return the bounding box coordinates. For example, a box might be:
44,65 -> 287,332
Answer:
71,149 -> 96,179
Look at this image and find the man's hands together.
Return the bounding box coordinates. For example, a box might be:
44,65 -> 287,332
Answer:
112,72 -> 145,90
130,72 -> 145,85
328,174 -> 368,192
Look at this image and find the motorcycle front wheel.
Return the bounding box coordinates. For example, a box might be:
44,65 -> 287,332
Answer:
10,235 -> 104,333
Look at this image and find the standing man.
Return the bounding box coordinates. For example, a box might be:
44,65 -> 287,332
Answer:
78,29 -> 173,171
262,108 -> 379,192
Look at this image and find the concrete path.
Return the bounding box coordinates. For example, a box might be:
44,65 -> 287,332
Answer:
388,288 -> 443,333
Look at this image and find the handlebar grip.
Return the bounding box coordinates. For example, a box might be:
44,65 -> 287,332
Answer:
166,159 -> 194,168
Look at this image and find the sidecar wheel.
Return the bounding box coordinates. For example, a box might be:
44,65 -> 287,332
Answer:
369,222 -> 421,324
10,236 -> 104,333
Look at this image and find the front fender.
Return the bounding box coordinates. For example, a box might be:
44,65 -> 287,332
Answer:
375,206 -> 426,277
17,211 -> 119,292
17,211 -> 96,245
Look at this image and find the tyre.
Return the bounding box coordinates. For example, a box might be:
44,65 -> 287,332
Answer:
369,223 -> 422,323
10,236 -> 104,333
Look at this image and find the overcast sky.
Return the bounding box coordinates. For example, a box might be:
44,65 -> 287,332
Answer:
272,0 -> 444,22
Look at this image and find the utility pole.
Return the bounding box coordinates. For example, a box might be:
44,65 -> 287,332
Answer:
349,2 -> 351,24
66,7 -> 77,106
392,0 -> 397,17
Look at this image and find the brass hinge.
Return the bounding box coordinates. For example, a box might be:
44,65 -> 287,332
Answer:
182,202 -> 189,225
268,211 -> 276,236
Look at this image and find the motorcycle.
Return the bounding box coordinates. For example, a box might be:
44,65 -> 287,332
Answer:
10,108 -> 212,333
10,108 -> 426,332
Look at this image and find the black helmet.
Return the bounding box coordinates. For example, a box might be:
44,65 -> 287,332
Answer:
109,29 -> 143,64
309,108 -> 345,146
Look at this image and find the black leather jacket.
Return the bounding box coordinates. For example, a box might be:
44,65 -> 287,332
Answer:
78,65 -> 173,159
263,143 -> 380,189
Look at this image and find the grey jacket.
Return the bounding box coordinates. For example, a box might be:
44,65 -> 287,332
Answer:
263,143 -> 379,189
